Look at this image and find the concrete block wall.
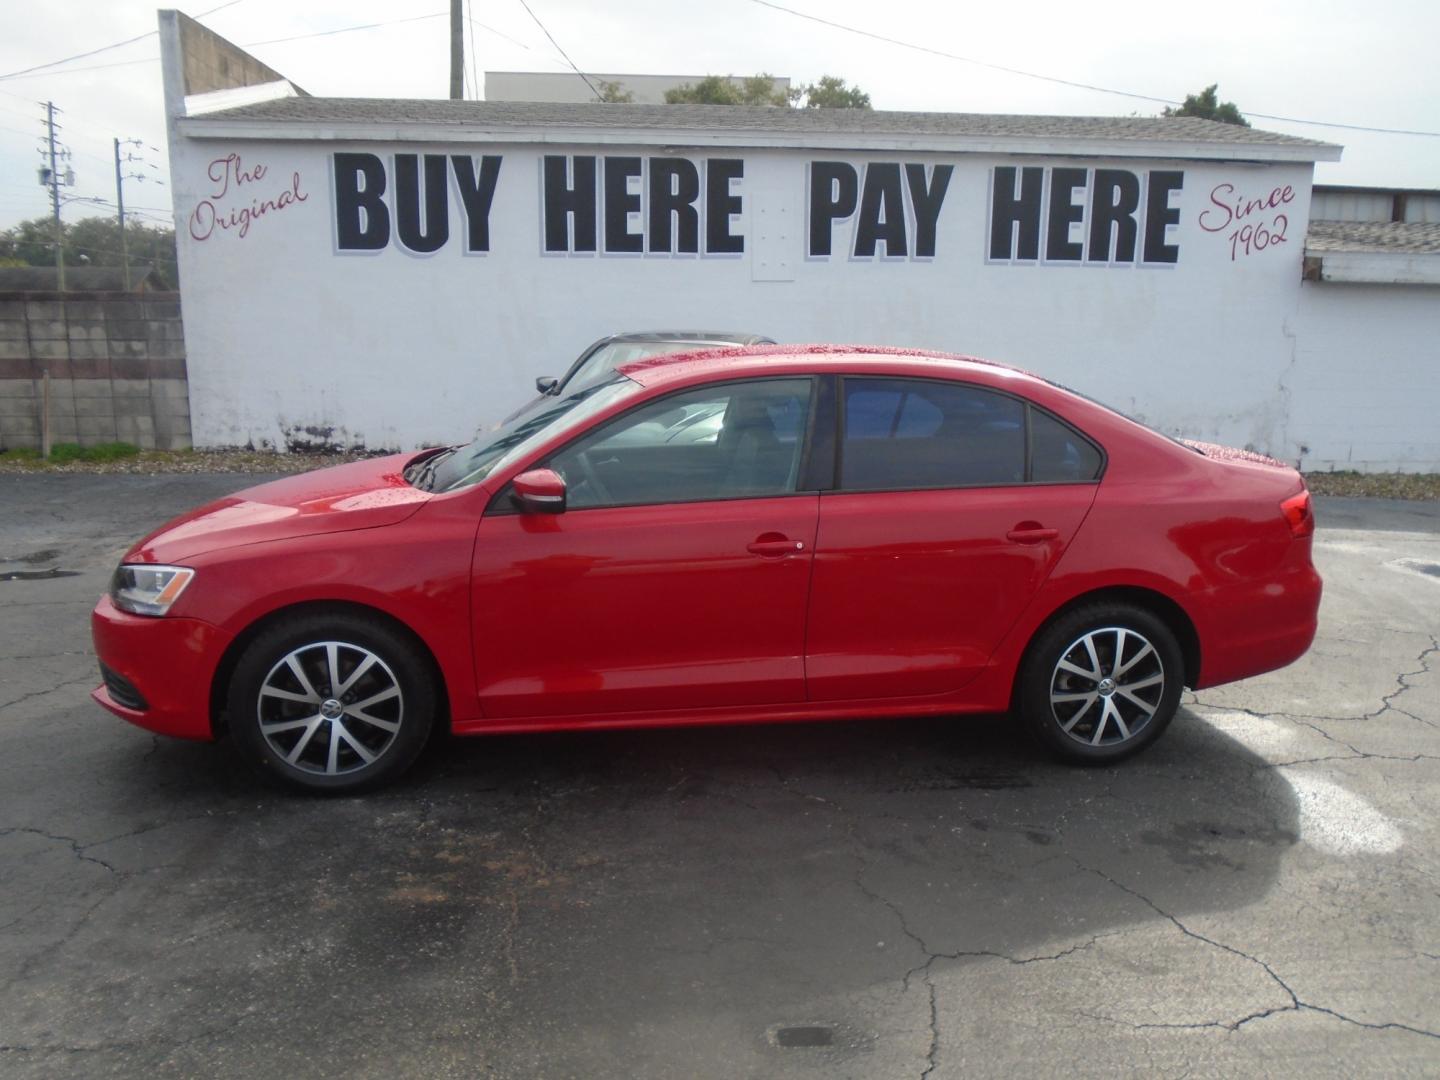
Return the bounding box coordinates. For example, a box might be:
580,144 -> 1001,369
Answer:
0,293 -> 190,451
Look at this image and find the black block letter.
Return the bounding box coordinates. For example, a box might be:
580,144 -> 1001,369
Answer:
808,162 -> 858,258
334,152 -> 389,251
1087,169 -> 1140,263
1143,170 -> 1184,264
395,154 -> 449,254
855,163 -> 908,258
989,166 -> 1044,261
648,159 -> 700,254
906,164 -> 952,258
705,159 -> 744,254
543,155 -> 597,253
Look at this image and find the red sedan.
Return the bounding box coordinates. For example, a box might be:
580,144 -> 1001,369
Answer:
92,346 -> 1321,792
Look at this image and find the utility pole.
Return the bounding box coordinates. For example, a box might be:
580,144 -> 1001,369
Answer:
114,138 -> 129,291
449,0 -> 464,99
44,102 -> 64,291
112,138 -> 148,291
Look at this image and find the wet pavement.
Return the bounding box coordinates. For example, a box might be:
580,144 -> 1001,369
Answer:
1,473 -> 1437,1077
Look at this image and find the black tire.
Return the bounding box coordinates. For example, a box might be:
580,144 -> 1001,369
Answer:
227,611 -> 438,794
1016,602 -> 1184,764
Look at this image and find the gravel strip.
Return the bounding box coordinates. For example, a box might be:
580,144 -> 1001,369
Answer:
0,449 -> 385,475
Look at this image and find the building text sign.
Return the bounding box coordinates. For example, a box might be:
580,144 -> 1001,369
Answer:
198,150 -> 1273,268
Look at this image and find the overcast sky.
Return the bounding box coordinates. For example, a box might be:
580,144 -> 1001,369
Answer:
1,0 -> 1437,231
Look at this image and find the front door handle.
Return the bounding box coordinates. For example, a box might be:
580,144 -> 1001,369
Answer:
747,534 -> 806,557
1006,524 -> 1059,544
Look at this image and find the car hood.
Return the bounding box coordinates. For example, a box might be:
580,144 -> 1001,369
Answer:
127,453 -> 433,563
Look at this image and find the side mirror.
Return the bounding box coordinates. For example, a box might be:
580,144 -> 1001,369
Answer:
535,376 -> 559,395
511,468 -> 567,514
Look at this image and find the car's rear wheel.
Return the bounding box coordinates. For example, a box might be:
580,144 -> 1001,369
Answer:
227,612 -> 437,793
1016,603 -> 1183,763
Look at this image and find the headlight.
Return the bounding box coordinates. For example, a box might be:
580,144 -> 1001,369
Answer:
111,564 -> 195,616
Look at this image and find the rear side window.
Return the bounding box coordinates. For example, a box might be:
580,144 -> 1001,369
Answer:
840,378 -> 1025,490
1030,408 -> 1103,483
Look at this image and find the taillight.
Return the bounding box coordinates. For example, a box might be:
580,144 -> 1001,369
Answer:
1281,491 -> 1314,539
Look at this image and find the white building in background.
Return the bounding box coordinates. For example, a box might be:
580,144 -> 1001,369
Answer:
158,11 -> 1439,471
485,71 -> 792,106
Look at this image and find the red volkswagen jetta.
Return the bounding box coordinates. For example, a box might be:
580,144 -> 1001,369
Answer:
92,346 -> 1321,792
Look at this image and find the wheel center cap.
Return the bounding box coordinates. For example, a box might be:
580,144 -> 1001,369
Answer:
1097,678 -> 1117,697
320,698 -> 344,720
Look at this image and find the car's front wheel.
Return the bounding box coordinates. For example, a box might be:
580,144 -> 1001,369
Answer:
1016,603 -> 1184,763
227,611 -> 437,793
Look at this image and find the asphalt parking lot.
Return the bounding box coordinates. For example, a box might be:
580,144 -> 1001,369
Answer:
1,474 -> 1437,1078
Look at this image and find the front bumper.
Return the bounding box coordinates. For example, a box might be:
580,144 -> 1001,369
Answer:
90,594 -> 233,740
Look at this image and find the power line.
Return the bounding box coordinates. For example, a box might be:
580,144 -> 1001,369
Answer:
514,0 -> 601,101
748,0 -> 1440,138
244,11 -> 448,49
0,0 -> 247,82
470,14 -> 549,55
0,12 -> 453,82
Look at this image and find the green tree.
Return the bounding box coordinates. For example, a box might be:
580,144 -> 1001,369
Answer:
800,75 -> 871,109
1162,84 -> 1249,127
596,79 -> 634,103
664,73 -> 872,109
0,217 -> 60,267
0,214 -> 179,288
664,74 -> 795,107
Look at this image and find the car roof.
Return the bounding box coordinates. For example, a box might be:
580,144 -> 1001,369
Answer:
601,330 -> 775,346
616,343 -> 1040,391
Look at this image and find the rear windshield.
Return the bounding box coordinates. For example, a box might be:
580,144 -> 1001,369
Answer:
1046,379 -> 1204,455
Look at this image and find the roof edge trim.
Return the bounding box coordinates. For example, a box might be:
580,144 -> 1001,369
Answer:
174,118 -> 1342,163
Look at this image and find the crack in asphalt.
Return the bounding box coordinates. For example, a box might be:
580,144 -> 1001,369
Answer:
0,649 -> 93,662
1260,752 -> 1440,770
0,600 -> 99,609
0,889 -> 119,995
0,1023 -> 237,1058
852,845 -> 1439,1054
920,976 -> 938,1079
0,674 -> 94,714
1191,635 -> 1440,752
0,827 -> 116,873
1068,859 -> 1440,1041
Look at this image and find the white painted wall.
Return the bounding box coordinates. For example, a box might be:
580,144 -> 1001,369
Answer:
169,134 -> 1332,460
1288,283 -> 1440,472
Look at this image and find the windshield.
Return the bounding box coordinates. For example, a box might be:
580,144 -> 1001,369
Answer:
427,376 -> 638,492
566,340 -> 728,396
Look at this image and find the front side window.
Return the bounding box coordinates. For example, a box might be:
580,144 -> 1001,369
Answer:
840,378 -> 1026,490
548,378 -> 814,509
430,377 -> 638,492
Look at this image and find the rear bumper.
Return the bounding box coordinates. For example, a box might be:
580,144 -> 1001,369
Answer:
90,595 -> 231,740
1192,563 -> 1323,689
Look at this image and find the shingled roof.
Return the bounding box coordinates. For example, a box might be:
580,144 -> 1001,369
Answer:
180,98 -> 1340,161
1305,220 -> 1440,255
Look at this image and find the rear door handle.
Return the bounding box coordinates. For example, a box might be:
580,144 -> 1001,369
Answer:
1006,526 -> 1059,544
747,535 -> 806,557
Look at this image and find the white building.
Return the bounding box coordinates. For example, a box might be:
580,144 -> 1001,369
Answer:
485,71 -> 792,106
158,11 -> 1439,471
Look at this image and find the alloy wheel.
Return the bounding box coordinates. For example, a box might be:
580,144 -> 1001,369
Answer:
256,641 -> 404,776
1048,626 -> 1166,748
